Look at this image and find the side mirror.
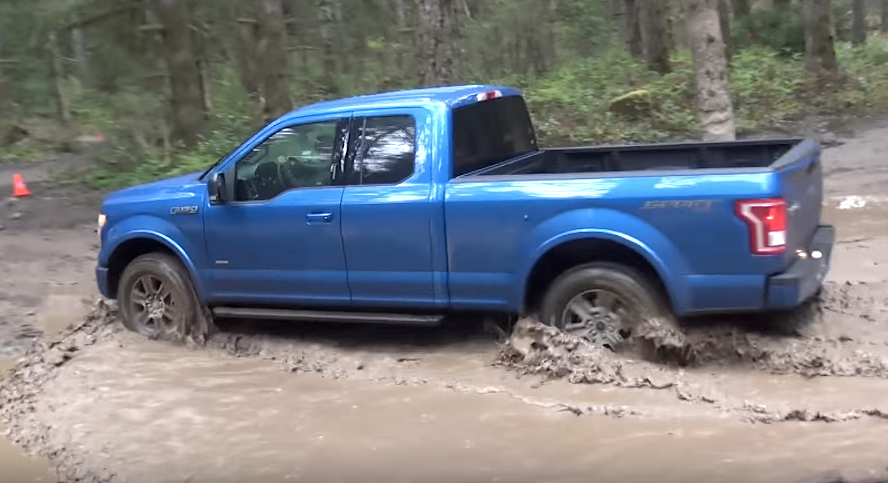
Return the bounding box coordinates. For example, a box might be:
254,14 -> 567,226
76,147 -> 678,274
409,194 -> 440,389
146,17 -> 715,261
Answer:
208,172 -> 227,204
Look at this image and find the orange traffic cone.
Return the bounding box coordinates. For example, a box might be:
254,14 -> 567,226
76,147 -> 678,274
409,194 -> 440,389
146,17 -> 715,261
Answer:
12,173 -> 30,197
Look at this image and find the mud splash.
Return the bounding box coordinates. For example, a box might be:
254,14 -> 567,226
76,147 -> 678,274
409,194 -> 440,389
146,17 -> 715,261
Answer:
0,298 -> 119,483
499,279 -> 888,423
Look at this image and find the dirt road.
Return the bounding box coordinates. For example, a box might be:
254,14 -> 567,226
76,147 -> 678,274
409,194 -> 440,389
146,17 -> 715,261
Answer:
1,121 -> 887,483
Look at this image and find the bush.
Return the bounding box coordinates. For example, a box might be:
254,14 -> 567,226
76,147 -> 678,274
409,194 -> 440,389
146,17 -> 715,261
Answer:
14,41 -> 888,190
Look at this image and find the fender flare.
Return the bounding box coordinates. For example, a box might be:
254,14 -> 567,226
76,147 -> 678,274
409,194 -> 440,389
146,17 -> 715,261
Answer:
102,222 -> 205,299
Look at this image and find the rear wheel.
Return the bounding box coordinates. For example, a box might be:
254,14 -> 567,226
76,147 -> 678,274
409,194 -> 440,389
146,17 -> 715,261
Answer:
117,252 -> 199,340
539,262 -> 671,350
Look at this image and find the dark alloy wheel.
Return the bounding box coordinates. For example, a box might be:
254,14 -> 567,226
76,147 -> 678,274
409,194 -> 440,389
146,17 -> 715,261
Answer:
539,262 -> 672,350
117,252 -> 199,340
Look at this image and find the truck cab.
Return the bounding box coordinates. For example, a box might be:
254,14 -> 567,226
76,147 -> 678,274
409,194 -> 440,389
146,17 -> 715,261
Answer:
96,85 -> 834,348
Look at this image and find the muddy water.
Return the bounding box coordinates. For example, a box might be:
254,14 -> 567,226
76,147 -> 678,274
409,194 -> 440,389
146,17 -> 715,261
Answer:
32,338 -> 888,483
1,358 -> 56,483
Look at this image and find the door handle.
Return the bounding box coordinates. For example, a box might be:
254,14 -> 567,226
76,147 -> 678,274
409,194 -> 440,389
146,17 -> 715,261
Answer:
306,212 -> 334,223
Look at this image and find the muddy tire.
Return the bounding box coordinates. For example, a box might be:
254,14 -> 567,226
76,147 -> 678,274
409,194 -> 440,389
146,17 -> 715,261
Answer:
539,262 -> 672,349
117,252 -> 200,341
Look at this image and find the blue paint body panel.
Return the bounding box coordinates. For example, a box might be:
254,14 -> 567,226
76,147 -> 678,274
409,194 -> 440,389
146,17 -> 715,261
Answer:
96,85 -> 834,320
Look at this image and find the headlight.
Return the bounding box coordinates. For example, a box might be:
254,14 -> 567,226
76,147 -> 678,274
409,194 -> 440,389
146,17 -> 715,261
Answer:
97,213 -> 107,236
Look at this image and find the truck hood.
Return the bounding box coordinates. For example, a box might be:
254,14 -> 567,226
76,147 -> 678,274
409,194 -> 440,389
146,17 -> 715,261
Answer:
102,171 -> 205,205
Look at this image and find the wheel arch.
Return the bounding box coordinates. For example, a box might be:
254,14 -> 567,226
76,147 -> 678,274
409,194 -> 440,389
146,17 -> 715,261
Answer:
105,233 -> 203,300
521,232 -> 677,315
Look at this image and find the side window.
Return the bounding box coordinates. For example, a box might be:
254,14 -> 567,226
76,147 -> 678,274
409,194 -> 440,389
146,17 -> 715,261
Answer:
347,115 -> 416,186
234,120 -> 341,201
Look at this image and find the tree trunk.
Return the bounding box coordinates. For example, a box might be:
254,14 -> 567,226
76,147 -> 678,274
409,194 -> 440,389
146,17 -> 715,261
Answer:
234,16 -> 261,103
882,0 -> 888,33
416,0 -> 462,87
47,31 -> 71,125
623,0 -> 644,58
317,0 -> 340,95
70,21 -> 90,86
718,0 -> 733,63
152,0 -> 206,147
255,0 -> 293,122
0,0 -> 4,108
638,0 -> 671,73
685,0 -> 735,141
803,0 -> 840,87
393,0 -> 410,73
731,0 -> 751,18
851,0 -> 867,46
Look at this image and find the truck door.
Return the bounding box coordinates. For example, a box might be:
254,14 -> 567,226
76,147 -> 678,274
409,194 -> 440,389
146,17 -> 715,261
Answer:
202,113 -> 353,306
340,107 -> 448,308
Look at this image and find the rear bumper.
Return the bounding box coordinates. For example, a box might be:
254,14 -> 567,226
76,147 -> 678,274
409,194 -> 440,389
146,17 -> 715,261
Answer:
765,224 -> 835,309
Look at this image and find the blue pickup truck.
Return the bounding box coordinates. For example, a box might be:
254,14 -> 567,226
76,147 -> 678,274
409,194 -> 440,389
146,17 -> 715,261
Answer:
95,84 -> 834,347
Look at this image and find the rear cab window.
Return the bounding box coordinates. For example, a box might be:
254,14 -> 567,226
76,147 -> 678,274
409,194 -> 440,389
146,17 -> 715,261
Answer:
451,95 -> 538,178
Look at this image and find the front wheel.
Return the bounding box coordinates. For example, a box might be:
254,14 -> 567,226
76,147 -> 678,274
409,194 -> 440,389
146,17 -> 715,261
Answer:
117,252 -> 199,341
539,262 -> 672,350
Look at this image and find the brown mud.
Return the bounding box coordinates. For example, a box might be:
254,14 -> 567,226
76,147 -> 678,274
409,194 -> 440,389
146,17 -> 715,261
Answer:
0,119 -> 887,482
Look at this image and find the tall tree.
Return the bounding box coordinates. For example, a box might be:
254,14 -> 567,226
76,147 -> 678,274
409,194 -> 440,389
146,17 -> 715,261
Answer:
802,0 -> 839,87
416,0 -> 462,87
622,0 -> 644,58
638,0 -> 671,73
255,0 -> 293,122
0,0 -> 5,108
731,0 -> 751,18
47,31 -> 71,124
317,0 -> 340,95
717,0 -> 733,62
685,0 -> 735,140
851,0 -> 867,46
883,0 -> 888,33
152,0 -> 207,147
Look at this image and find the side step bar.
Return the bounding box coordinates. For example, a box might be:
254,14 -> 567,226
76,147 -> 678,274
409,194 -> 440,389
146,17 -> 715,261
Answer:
211,307 -> 445,326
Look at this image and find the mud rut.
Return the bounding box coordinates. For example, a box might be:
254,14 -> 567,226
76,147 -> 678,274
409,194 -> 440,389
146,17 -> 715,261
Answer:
2,120 -> 888,483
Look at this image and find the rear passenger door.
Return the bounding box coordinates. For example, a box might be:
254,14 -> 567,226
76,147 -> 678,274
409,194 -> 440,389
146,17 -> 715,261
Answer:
340,108 -> 445,308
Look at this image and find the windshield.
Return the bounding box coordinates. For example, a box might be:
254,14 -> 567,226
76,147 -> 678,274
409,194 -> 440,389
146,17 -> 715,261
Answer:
451,95 -> 538,178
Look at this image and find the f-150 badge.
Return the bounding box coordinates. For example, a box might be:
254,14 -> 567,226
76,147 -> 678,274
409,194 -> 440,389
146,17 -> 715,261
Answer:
170,206 -> 199,215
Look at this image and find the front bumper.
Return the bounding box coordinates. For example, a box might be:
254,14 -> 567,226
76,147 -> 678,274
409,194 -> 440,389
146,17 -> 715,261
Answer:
766,224 -> 835,309
96,265 -> 113,299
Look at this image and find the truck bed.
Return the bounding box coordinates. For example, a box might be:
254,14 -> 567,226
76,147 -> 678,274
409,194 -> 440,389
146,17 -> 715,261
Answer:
465,138 -> 802,177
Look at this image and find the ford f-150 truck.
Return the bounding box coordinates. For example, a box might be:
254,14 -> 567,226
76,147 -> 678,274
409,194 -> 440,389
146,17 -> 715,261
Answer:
95,84 -> 835,348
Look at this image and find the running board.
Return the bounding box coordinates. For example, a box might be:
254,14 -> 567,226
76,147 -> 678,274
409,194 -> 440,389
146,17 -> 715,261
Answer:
211,307 -> 445,326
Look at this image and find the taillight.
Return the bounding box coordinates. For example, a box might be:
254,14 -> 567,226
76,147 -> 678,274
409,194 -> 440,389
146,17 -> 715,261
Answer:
735,198 -> 787,255
476,90 -> 502,101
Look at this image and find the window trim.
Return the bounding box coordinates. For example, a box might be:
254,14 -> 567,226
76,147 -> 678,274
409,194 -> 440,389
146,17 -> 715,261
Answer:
225,117 -> 350,204
343,114 -> 418,187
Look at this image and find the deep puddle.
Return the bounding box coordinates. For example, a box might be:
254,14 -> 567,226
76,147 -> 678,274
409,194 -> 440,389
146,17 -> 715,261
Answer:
7,336 -> 886,483
0,357 -> 56,483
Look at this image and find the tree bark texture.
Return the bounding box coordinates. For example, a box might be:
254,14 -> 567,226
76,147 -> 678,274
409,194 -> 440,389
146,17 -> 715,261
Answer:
255,0 -> 293,122
638,0 -> 671,74
731,0 -> 751,18
47,31 -> 71,124
152,0 -> 206,147
622,0 -> 644,58
416,0 -> 462,87
851,0 -> 867,46
882,0 -> 888,33
802,0 -> 839,87
684,0 -> 736,141
317,0 -> 340,94
717,0 -> 733,63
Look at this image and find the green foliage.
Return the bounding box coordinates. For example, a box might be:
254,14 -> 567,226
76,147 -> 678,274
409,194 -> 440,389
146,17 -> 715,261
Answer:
732,6 -> 805,56
4,0 -> 888,190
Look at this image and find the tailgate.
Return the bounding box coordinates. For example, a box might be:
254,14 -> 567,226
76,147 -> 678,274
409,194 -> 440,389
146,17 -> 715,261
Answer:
773,140 -> 823,266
